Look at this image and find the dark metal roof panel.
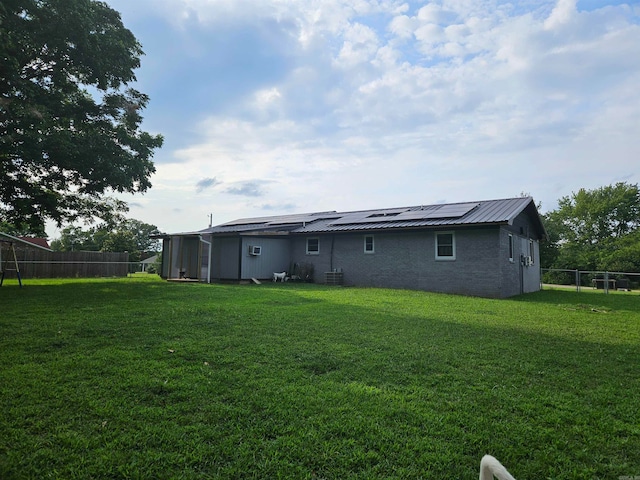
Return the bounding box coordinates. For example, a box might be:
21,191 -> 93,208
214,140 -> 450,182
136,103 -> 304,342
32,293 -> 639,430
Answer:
180,197 -> 540,236
293,197 -> 534,233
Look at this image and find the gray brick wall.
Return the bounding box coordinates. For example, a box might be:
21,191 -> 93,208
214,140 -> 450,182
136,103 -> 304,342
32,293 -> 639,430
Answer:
500,228 -> 521,297
291,228 -> 526,297
499,227 -> 542,296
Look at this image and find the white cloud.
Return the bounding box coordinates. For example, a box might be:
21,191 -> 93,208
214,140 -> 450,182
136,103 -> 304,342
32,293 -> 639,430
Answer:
544,0 -> 576,30
388,14 -> 415,39
81,0 -> 640,236
335,22 -> 380,67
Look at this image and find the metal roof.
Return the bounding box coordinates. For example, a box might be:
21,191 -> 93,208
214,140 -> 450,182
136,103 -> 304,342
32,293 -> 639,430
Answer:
196,197 -> 546,239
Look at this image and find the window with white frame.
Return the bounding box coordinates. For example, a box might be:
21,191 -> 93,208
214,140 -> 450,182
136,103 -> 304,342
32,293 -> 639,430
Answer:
529,239 -> 534,264
364,235 -> 374,254
306,237 -> 319,255
508,234 -> 514,262
435,232 -> 455,260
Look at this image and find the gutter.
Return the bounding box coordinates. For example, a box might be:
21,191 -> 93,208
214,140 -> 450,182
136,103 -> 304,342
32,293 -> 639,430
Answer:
198,235 -> 212,284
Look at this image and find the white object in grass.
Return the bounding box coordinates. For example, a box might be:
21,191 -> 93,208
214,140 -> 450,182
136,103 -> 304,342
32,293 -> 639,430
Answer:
479,455 -> 516,480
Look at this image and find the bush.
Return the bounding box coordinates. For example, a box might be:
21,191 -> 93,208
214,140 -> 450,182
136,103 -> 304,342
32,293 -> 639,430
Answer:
542,270 -> 576,285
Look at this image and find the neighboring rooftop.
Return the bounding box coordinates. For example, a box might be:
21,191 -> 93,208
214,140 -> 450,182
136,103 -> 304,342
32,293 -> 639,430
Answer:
0,233 -> 52,251
194,197 -> 546,238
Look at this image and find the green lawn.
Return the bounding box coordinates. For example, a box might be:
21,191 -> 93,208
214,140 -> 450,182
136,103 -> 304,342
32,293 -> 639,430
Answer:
1,277 -> 638,479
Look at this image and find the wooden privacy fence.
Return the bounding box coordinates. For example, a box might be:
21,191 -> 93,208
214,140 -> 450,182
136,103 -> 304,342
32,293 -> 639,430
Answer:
3,250 -> 129,278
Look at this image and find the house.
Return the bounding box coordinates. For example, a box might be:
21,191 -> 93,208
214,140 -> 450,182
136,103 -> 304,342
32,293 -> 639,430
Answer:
140,254 -> 159,272
16,237 -> 52,250
0,233 -> 52,251
157,197 -> 546,298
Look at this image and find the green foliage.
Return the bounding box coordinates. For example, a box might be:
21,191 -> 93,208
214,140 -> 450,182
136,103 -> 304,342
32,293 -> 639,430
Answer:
0,221 -> 46,237
144,258 -> 159,274
539,210 -> 562,269
542,183 -> 640,271
0,279 -> 639,479
558,183 -> 640,241
0,0 -> 163,232
51,218 -> 161,263
599,230 -> 640,272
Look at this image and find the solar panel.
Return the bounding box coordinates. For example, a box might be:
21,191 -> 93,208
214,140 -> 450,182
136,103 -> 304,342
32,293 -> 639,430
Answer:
420,202 -> 480,219
391,208 -> 441,221
218,217 -> 271,227
310,211 -> 338,217
372,203 -> 480,221
329,208 -> 411,225
220,212 -> 322,227
329,214 -> 373,225
266,214 -> 317,225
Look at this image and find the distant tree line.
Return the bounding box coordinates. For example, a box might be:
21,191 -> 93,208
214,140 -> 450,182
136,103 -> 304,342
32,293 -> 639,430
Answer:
50,218 -> 162,264
541,182 -> 640,273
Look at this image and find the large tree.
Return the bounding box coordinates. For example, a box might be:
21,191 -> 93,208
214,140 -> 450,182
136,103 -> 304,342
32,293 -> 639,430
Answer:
542,182 -> 640,271
0,0 -> 163,233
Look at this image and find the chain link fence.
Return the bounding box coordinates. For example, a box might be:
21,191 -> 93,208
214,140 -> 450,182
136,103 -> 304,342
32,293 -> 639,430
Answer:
542,268 -> 640,294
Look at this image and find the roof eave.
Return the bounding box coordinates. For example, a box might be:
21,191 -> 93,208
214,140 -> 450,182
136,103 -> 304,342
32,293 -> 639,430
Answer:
292,220 -> 511,234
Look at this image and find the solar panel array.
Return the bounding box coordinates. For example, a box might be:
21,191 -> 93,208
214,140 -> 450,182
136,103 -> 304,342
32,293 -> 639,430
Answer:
419,202 -> 480,219
328,203 -> 480,225
328,208 -> 411,225
220,211 -> 339,227
208,198 -> 535,234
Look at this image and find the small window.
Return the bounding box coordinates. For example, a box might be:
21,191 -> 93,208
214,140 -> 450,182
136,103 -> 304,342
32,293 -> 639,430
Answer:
508,234 -> 514,262
364,235 -> 374,254
529,239 -> 534,264
435,232 -> 455,260
306,237 -> 319,255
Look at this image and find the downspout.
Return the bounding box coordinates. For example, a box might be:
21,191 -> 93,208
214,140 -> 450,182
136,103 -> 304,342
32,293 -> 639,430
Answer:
519,254 -> 524,295
330,235 -> 335,272
178,237 -> 185,277
237,237 -> 243,280
167,238 -> 174,279
199,235 -> 212,284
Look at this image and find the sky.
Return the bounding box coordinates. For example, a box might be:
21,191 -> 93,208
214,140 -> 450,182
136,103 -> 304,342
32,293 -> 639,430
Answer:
50,0 -> 640,236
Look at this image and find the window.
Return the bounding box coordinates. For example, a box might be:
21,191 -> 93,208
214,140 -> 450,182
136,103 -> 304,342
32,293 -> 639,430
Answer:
435,232 -> 455,260
364,235 -> 375,253
529,239 -> 534,264
508,234 -> 514,262
306,237 -> 319,255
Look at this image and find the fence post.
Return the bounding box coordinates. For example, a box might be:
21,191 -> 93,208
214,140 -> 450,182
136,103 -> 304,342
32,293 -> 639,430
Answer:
575,270 -> 580,292
604,271 -> 609,294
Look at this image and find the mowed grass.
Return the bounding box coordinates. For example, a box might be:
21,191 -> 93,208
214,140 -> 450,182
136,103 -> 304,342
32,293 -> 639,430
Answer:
0,277 -> 638,479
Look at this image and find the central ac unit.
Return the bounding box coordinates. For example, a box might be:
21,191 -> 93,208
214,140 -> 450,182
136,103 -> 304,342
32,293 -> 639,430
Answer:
249,245 -> 262,256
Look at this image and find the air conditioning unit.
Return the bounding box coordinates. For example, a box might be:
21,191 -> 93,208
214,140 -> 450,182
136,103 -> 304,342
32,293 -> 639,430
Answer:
249,245 -> 262,256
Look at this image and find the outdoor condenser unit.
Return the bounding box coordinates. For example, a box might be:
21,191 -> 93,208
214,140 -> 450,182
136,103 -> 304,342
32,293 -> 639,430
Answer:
249,245 -> 262,256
